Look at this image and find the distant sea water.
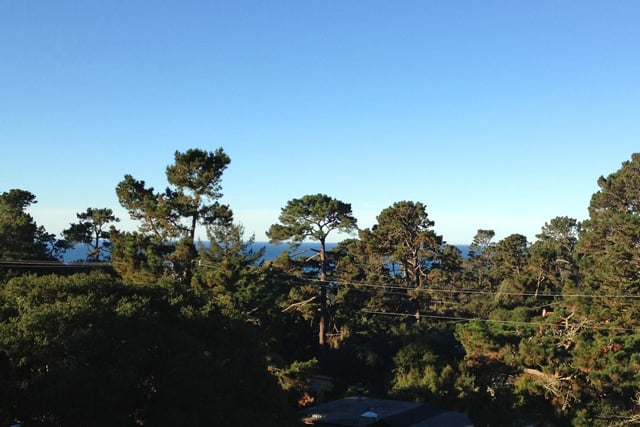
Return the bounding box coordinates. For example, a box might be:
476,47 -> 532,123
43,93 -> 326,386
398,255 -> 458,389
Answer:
62,242 -> 337,263
62,242 -> 470,263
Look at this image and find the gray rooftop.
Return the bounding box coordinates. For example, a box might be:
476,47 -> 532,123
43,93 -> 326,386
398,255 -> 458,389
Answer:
299,397 -> 473,427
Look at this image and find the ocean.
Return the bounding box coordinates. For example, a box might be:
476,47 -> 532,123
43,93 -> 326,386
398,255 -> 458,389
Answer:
62,242 -> 470,263
61,241 -> 336,263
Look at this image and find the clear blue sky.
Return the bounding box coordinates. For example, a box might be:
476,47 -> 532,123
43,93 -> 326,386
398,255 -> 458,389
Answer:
2,1 -> 639,244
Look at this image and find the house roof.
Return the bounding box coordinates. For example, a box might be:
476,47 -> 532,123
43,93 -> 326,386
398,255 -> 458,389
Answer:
299,397 -> 473,427
371,403 -> 443,427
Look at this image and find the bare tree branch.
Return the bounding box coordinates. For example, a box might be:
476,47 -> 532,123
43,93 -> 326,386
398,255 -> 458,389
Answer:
281,295 -> 318,313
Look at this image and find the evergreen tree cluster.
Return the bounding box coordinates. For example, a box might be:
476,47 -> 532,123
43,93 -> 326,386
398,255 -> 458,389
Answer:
2,148 -> 640,426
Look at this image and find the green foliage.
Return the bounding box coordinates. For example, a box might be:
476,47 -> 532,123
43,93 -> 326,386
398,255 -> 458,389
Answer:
0,189 -> 60,263
0,272 -> 296,426
464,229 -> 496,289
10,146 -> 640,426
62,207 -> 119,262
193,222 -> 281,324
116,174 -> 176,240
267,193 -> 357,347
489,234 -> 530,284
331,236 -> 390,284
578,153 -> 640,301
322,331 -> 397,397
368,201 -> 441,287
109,229 -> 173,285
429,244 -> 464,291
524,216 -> 580,302
558,153 -> 640,422
270,358 -> 320,405
391,339 -> 460,403
114,148 -> 233,284
267,193 -> 358,247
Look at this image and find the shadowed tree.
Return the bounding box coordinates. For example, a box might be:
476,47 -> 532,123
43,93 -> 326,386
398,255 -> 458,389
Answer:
428,244 -> 464,308
578,152 -> 640,309
114,148 -> 232,284
0,272 -> 298,427
165,148 -> 233,241
490,234 -> 530,306
63,208 -> 120,262
193,222 -> 269,321
0,189 -> 60,263
563,153 -> 640,425
369,201 -> 442,288
364,201 -> 442,325
267,194 -> 358,347
457,154 -> 640,425
528,216 -> 580,298
465,229 -> 496,289
491,234 -> 529,281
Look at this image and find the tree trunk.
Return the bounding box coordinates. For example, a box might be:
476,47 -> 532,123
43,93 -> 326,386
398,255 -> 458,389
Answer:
319,238 -> 327,348
319,286 -> 327,347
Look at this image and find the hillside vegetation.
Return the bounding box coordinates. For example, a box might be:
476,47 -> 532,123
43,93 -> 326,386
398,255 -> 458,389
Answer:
2,148 -> 640,426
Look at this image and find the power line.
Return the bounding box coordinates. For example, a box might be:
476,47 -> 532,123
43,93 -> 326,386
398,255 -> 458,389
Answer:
4,258 -> 638,332
360,310 -> 639,332
272,273 -> 640,301
0,259 -> 112,268
5,258 -> 640,301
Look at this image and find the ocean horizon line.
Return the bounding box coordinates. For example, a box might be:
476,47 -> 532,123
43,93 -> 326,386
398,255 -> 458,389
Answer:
62,241 -> 470,263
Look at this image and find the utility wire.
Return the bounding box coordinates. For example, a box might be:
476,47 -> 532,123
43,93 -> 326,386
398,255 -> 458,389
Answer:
271,272 -> 640,301
6,255 -> 640,302
361,310 -> 639,332
5,259 -> 639,332
0,259 -> 112,267
7,258 -> 639,301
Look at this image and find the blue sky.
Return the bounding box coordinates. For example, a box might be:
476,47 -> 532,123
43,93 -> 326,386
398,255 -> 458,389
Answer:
2,1 -> 639,244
